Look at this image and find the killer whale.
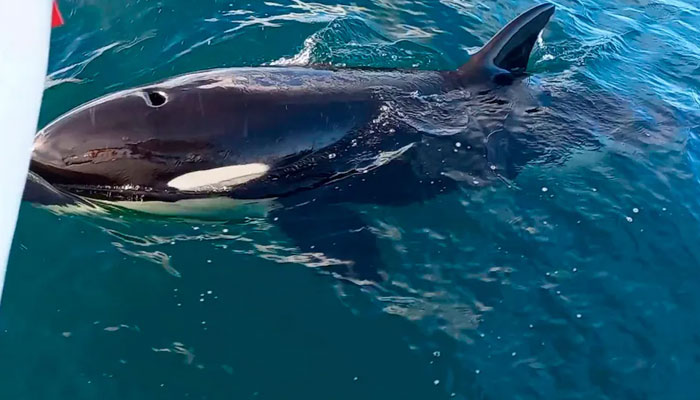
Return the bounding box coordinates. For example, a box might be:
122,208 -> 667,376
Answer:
25,3 -> 556,279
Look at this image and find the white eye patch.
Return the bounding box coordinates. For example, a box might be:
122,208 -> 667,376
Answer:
167,163 -> 269,191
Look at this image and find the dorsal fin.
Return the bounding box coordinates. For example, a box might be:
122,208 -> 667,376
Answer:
458,3 -> 555,84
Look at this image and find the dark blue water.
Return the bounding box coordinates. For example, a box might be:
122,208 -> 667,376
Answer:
2,0 -> 700,398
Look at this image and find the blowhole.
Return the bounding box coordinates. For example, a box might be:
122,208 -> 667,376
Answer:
145,91 -> 167,107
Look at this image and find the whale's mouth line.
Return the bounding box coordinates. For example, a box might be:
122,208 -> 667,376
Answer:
50,183 -> 205,203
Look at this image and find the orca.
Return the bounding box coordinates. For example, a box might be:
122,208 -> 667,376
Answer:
25,3 -> 556,279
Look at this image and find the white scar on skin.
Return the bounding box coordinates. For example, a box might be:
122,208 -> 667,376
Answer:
167,163 -> 270,191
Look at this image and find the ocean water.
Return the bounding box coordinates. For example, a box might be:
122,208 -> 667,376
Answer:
2,0 -> 700,398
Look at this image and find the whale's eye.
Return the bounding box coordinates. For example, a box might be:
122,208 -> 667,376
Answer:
145,91 -> 167,107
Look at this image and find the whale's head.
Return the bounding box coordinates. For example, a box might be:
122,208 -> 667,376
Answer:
29,88 -> 272,201
31,89 -> 193,193
30,81 -> 377,201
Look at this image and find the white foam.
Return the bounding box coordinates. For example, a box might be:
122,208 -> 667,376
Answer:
270,36 -> 316,66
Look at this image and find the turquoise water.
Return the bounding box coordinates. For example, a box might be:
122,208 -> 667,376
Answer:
3,0 -> 700,398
